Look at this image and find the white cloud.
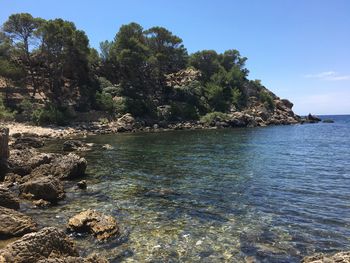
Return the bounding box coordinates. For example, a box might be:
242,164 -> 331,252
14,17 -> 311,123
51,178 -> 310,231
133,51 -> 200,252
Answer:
304,71 -> 350,81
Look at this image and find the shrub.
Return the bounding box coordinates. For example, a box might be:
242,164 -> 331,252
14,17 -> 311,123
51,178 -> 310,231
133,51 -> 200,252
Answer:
200,111 -> 230,125
95,91 -> 116,113
0,95 -> 16,121
231,87 -> 243,110
259,91 -> 275,110
31,105 -> 70,125
169,102 -> 199,121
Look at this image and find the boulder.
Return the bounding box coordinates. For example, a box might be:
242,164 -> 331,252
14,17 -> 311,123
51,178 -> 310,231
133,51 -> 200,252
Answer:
306,114 -> 321,123
0,185 -> 20,209
301,251 -> 350,263
8,149 -> 54,176
19,176 -> 64,203
0,206 -> 37,238
0,227 -> 78,263
116,113 -> 135,132
30,153 -> 87,180
67,209 -> 119,241
281,99 -> 294,109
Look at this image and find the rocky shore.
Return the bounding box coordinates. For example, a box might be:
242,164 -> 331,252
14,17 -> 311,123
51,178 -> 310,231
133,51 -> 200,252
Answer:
0,127 -> 115,262
1,102 -> 323,141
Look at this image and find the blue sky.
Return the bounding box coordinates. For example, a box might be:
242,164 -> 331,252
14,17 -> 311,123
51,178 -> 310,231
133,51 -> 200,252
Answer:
1,0 -> 349,115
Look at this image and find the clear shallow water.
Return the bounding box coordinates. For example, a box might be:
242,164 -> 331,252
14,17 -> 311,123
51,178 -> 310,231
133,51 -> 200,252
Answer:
26,115 -> 350,262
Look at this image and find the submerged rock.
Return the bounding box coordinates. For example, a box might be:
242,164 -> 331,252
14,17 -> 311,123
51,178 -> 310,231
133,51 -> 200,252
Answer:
0,227 -> 78,263
76,180 -> 87,190
301,251 -> 350,262
67,209 -> 119,241
19,176 -> 64,203
322,119 -> 334,123
63,140 -> 88,152
0,186 -> 20,210
0,206 -> 37,238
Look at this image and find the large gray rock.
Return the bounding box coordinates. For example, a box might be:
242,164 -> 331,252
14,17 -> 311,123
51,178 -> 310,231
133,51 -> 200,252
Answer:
0,227 -> 78,263
0,206 -> 37,238
30,153 -> 87,180
67,209 -> 119,241
19,176 -> 64,203
0,185 -> 20,209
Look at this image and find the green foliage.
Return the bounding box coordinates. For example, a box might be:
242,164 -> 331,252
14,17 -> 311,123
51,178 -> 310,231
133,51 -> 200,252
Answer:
0,13 -> 278,123
204,82 -> 229,112
259,90 -> 275,110
200,112 -> 230,125
31,105 -> 71,125
95,91 -> 116,113
169,102 -> 199,121
0,96 -> 16,121
231,88 -> 243,110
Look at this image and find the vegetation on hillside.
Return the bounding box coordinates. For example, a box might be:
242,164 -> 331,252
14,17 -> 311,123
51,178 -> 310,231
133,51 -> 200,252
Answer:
0,13 -> 273,123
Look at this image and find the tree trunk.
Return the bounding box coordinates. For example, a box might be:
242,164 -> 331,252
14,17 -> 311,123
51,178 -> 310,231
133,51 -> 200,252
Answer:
0,127 -> 9,180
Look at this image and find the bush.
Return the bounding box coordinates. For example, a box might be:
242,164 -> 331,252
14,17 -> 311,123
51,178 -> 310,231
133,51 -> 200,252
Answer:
0,95 -> 16,121
95,91 -> 116,113
31,105 -> 71,125
169,102 -> 199,121
259,91 -> 275,110
200,111 -> 230,125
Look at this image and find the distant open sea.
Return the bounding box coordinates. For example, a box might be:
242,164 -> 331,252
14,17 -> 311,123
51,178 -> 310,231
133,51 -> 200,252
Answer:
29,115 -> 350,262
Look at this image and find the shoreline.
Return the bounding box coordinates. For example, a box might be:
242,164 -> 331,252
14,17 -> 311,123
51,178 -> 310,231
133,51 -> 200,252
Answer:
0,112 -> 322,140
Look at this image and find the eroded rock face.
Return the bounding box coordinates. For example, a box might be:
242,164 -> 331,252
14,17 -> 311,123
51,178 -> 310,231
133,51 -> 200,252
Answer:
0,227 -> 78,263
0,206 -> 37,238
30,153 -> 87,180
0,186 -> 20,209
301,251 -> 350,263
19,176 -> 64,203
67,209 -> 119,241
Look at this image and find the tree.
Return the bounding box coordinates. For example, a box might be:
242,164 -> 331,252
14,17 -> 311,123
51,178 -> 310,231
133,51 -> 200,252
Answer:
39,19 -> 91,106
144,26 -> 188,74
189,50 -> 222,82
3,13 -> 43,95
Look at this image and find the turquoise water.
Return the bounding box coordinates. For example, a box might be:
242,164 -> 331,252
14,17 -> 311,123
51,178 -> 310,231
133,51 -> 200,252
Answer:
27,115 -> 350,262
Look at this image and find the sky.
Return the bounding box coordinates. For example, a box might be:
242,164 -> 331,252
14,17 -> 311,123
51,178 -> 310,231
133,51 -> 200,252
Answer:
1,0 -> 349,115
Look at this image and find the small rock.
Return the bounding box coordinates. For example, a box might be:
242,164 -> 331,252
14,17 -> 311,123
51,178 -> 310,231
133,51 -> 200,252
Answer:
77,180 -> 87,190
67,209 -> 119,241
63,140 -> 86,152
33,199 -> 51,208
